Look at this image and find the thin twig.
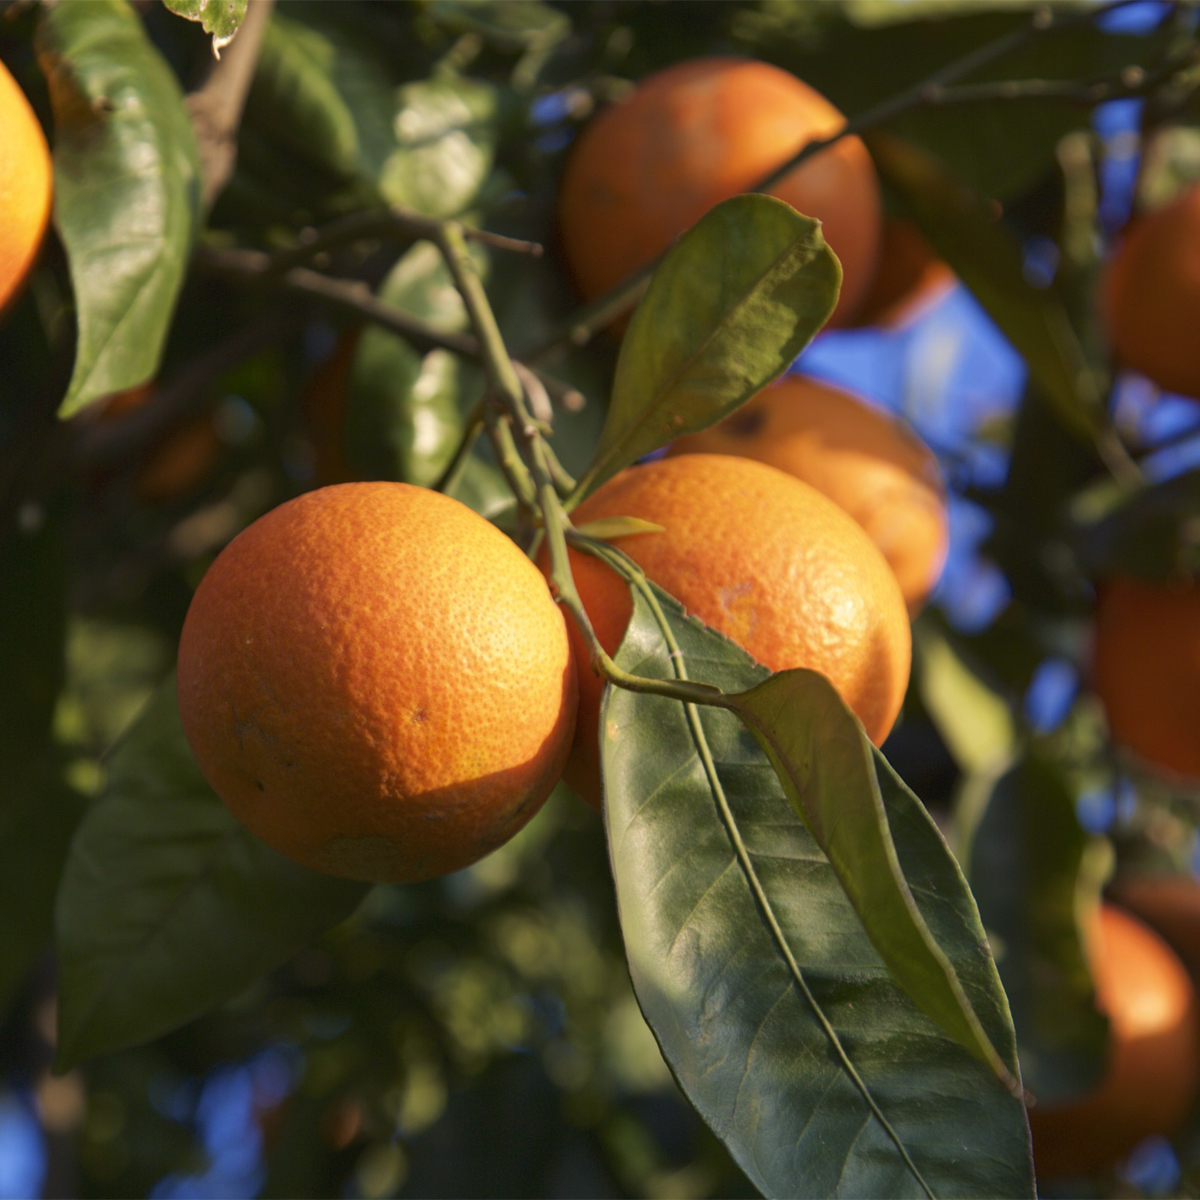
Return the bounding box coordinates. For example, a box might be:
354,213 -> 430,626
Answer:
186,0 -> 276,211
432,399 -> 486,494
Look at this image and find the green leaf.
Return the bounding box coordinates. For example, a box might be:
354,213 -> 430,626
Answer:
0,770 -> 85,1012
1070,469 -> 1200,582
55,676 -> 369,1068
426,1 -> 570,52
578,194 -> 840,499
248,10 -> 396,184
728,670 -> 1015,1091
380,76 -> 500,218
37,0 -> 201,417
344,242 -> 474,486
913,617 -> 1015,775
963,753 -> 1109,1105
161,0 -> 248,53
603,586 -> 1033,1199
866,132 -> 1104,445
574,517 -> 666,541
0,515 -> 67,787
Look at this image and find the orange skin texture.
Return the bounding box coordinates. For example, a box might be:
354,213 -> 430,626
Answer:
548,455 -> 911,809
557,57 -> 881,328
1103,184 -> 1200,399
1029,904 -> 1200,1180
849,218 -> 955,328
1093,577 -> 1200,779
0,60 -> 52,314
97,384 -> 223,503
178,482 -> 578,882
667,375 -> 949,614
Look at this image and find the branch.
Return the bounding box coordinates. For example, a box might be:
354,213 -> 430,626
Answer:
186,0 -> 276,211
518,0 -> 1158,362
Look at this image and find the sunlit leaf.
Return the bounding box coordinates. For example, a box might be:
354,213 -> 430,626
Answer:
38,0 -> 201,417
162,0 -> 248,53
578,195 -> 840,499
603,585 -> 1033,1199
56,677 -> 369,1068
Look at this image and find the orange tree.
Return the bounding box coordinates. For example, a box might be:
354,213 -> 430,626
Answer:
3,2 -> 1200,1197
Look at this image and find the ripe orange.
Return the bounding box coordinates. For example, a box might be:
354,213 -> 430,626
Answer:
1028,904 -> 1200,1179
548,454 -> 911,809
1109,875 -> 1200,981
178,482 -> 577,882
0,60 -> 52,314
667,375 -> 948,614
1103,184 -> 1200,399
849,218 -> 954,328
1093,577 -> 1200,779
557,57 -> 881,328
96,384 -> 223,503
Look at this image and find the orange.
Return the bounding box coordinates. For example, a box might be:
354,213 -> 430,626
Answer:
1109,875 -> 1200,980
850,218 -> 954,328
178,482 -> 577,882
94,384 -> 224,503
1093,577 -> 1200,779
1028,904 -> 1200,1179
1103,184 -> 1200,399
548,454 -> 911,809
667,375 -> 948,614
557,57 -> 881,328
0,60 -> 52,314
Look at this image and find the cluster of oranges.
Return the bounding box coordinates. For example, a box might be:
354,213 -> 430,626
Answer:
7,45 -> 1200,1185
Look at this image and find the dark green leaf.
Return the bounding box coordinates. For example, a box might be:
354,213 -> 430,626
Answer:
963,752 -> 1108,1104
162,0 -> 248,52
1070,469 -> 1200,581
55,676 -> 369,1068
0,515 -> 66,786
867,133 -> 1103,446
729,669 -> 1015,1089
37,0 -> 201,417
427,1 -> 570,52
603,586 -> 1033,1199
0,770 -> 85,1011
579,195 -> 840,499
380,77 -> 500,218
344,242 -> 473,486
248,10 -> 396,184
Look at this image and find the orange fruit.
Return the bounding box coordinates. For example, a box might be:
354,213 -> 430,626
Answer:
95,384 -> 223,503
1029,904 -> 1200,1179
547,454 -> 911,809
849,218 -> 954,328
177,482 -> 577,882
557,57 -> 881,328
1103,184 -> 1200,399
0,60 -> 52,314
1093,577 -> 1200,779
1109,875 -> 1200,981
667,375 -> 948,614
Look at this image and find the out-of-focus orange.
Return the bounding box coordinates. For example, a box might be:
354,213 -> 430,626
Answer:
667,375 -> 948,613
545,454 -> 911,809
1093,577 -> 1200,779
178,482 -> 577,882
0,60 -> 52,314
849,218 -> 954,328
1103,183 -> 1200,399
1029,904 -> 1200,1179
557,57 -> 881,328
1109,875 -> 1200,981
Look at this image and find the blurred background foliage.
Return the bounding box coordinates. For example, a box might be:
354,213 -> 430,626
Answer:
3,0 -> 1200,1195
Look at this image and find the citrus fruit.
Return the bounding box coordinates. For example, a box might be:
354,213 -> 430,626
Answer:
1103,183 -> 1200,399
1093,576 -> 1200,779
95,384 -> 223,503
849,218 -> 954,328
177,482 -> 577,882
557,57 -> 881,328
0,60 -> 52,314
667,375 -> 948,614
1109,874 -> 1200,980
547,454 -> 911,809
1029,904 -> 1200,1179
